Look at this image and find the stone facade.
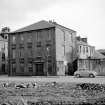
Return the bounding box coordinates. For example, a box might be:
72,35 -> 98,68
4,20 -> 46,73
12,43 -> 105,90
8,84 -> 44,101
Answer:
8,20 -> 76,76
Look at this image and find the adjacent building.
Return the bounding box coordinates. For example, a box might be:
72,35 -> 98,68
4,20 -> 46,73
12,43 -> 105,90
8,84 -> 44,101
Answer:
8,20 -> 77,76
76,36 -> 105,75
0,36 -> 8,74
76,36 -> 95,71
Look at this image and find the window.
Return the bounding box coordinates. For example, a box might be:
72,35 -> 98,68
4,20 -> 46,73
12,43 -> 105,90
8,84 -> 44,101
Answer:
83,46 -> 85,54
12,36 -> 16,43
19,49 -> 24,58
19,58 -> 24,63
48,30 -> 51,40
12,64 -> 16,73
2,53 -> 5,61
79,46 -> 81,53
36,32 -> 39,41
19,43 -> 24,48
12,50 -> 16,58
37,47 -> 42,57
28,57 -> 33,63
28,35 -> 32,42
21,35 -> 24,41
46,40 -> 51,46
11,44 -> 16,49
36,41 -> 41,47
20,63 -> 24,72
28,63 -> 33,72
27,42 -> 32,48
86,47 -> 88,53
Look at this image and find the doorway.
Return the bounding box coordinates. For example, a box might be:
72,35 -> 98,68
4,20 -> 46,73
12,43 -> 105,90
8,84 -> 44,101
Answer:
36,63 -> 44,76
2,64 -> 5,73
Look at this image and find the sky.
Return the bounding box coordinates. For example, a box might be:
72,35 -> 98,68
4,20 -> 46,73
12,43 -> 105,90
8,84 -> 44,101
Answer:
0,0 -> 105,49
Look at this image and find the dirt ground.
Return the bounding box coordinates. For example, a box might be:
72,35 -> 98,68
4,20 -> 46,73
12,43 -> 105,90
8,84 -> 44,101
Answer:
0,80 -> 105,105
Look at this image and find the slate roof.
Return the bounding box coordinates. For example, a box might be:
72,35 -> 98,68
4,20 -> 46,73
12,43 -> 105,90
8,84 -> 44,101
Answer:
93,51 -> 105,59
12,20 -> 76,33
14,20 -> 55,33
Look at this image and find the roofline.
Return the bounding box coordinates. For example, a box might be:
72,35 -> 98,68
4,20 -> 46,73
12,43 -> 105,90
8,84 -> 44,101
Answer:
54,23 -> 76,32
77,41 -> 95,48
9,27 -> 55,34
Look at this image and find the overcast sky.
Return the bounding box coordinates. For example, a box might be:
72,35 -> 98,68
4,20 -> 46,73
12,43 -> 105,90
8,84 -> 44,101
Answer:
0,0 -> 105,49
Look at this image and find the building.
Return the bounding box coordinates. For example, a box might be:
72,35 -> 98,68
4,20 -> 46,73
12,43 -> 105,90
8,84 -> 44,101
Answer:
91,51 -> 105,75
0,36 -> 8,74
8,20 -> 77,76
76,36 -> 105,75
76,36 -> 95,71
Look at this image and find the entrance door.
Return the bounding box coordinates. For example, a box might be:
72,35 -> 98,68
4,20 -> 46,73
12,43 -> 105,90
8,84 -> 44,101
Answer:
36,63 -> 44,76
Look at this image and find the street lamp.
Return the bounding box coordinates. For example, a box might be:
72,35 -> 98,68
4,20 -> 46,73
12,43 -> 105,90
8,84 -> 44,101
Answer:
46,47 -> 49,76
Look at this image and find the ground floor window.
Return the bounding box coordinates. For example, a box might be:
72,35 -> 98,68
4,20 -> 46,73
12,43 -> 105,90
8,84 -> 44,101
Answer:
20,63 -> 24,72
12,63 -> 16,73
28,63 -> 33,72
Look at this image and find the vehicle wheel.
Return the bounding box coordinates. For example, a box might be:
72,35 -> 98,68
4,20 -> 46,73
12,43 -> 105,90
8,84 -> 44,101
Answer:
76,74 -> 80,78
89,74 -> 95,78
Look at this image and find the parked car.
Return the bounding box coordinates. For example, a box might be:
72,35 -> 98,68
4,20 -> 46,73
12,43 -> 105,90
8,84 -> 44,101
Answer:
74,70 -> 97,78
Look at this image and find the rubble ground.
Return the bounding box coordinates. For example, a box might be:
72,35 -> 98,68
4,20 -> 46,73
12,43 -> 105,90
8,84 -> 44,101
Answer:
0,81 -> 105,105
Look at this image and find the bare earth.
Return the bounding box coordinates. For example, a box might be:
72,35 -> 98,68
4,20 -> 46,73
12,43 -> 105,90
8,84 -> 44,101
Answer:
0,76 -> 105,105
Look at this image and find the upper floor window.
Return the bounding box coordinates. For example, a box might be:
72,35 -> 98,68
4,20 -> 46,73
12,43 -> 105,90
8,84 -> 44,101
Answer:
48,30 -> 51,40
12,36 -> 16,43
19,49 -> 24,58
83,46 -> 85,54
36,32 -> 39,41
19,43 -> 24,49
86,47 -> 88,53
12,49 -> 16,58
79,46 -> 81,53
37,47 -> 42,57
28,35 -> 32,42
46,40 -> 51,46
2,53 -> 5,61
21,35 -> 24,41
36,41 -> 41,47
27,42 -> 32,48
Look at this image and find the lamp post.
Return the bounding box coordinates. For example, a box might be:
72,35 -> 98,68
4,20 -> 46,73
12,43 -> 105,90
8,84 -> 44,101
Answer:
46,47 -> 49,76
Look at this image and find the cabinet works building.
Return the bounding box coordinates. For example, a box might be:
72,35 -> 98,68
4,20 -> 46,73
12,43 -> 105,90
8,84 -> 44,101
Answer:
8,20 -> 77,76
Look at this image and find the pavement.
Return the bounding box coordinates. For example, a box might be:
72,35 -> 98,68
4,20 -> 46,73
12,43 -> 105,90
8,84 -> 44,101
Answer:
0,75 -> 105,84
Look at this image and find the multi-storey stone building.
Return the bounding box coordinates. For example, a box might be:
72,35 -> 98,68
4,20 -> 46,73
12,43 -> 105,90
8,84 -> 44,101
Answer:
8,20 -> 77,76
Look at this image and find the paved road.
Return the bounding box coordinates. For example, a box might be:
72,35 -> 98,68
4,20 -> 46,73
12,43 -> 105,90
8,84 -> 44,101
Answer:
0,76 -> 105,84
